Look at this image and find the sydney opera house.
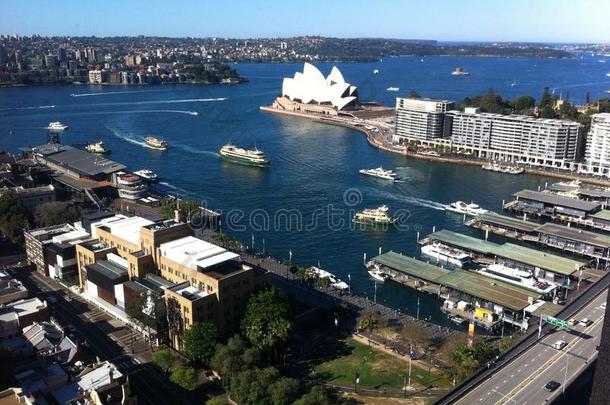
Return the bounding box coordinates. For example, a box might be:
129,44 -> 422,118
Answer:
272,63 -> 359,115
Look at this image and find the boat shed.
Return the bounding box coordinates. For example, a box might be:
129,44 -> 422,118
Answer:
535,222 -> 610,260
511,190 -> 602,218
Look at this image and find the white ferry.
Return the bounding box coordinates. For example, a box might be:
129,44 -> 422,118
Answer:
359,167 -> 400,181
482,163 -> 524,175
47,121 -> 68,131
144,136 -> 168,150
445,201 -> 488,217
84,141 -> 110,154
386,87 -> 400,92
451,67 -> 470,76
133,169 -> 158,181
305,266 -> 348,290
353,205 -> 397,225
219,144 -> 270,167
418,150 -> 441,157
421,242 -> 471,267
476,263 -> 556,294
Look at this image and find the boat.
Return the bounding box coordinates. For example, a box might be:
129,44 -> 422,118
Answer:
373,69 -> 379,75
84,141 -> 110,154
133,169 -> 158,181
482,162 -> 523,175
353,205 -> 397,225
368,268 -> 391,282
144,136 -> 168,150
305,266 -> 348,290
476,263 -> 556,294
448,315 -> 466,325
219,144 -> 270,167
606,72 -> 610,77
445,201 -> 488,217
451,67 -> 470,76
386,87 -> 400,92
511,80 -> 517,87
47,121 -> 68,131
421,242 -> 471,267
358,167 -> 400,181
418,150 -> 441,157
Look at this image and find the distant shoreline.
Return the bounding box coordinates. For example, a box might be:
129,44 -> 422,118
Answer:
0,78 -> 248,89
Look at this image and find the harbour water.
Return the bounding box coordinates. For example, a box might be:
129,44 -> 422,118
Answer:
1,55 -> 609,325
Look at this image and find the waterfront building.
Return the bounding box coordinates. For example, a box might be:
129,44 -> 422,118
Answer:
445,110 -> 583,168
277,63 -> 358,114
585,113 -> 610,176
394,97 -> 454,141
508,189 -> 602,219
88,69 -> 103,84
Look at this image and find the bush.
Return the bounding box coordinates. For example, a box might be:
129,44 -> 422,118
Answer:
152,348 -> 175,372
170,366 -> 198,391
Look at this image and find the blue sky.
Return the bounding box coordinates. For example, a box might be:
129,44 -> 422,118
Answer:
1,0 -> 608,43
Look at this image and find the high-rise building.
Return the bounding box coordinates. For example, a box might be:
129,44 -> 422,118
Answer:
88,69 -> 103,84
44,54 -> 58,67
394,97 -> 454,141
445,109 -> 583,165
585,113 -> 610,176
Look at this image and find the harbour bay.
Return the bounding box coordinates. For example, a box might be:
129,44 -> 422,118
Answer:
1,55 -> 609,325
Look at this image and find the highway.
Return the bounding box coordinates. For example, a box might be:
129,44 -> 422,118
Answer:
455,290 -> 606,404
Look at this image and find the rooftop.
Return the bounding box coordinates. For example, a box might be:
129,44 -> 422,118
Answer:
535,222 -> 610,248
589,210 -> 610,222
52,361 -> 123,404
91,214 -> 153,245
372,251 -> 450,282
476,212 -> 540,233
436,270 -> 539,311
32,144 -> 125,177
159,236 -> 240,272
514,190 -> 602,212
86,260 -> 128,280
167,282 -> 209,301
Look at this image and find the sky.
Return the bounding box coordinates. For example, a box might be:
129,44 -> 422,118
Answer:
1,0 -> 608,43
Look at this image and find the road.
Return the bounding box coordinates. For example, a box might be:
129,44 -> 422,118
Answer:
16,268 -> 195,405
455,290 -> 606,405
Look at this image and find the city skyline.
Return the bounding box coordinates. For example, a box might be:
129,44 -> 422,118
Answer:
1,0 -> 609,43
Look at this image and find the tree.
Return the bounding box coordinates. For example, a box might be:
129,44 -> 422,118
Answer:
359,308 -> 382,346
241,287 -> 292,360
152,348 -> 175,372
211,335 -> 262,388
511,95 -> 535,112
33,201 -> 81,227
499,335 -> 514,352
294,386 -> 333,405
451,344 -> 480,381
400,323 -> 431,354
0,191 -> 29,245
126,290 -> 167,349
170,365 -> 198,391
159,199 -> 201,221
184,322 -> 218,367
539,105 -> 556,118
539,86 -> 553,108
472,340 -> 494,364
230,367 -> 279,405
269,378 -> 301,405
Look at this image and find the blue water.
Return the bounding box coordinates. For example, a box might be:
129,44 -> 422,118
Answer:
1,55 -> 609,325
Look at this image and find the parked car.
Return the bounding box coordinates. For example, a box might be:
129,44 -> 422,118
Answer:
544,380 -> 561,392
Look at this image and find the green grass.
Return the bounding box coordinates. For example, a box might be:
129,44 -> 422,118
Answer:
314,338 -> 451,390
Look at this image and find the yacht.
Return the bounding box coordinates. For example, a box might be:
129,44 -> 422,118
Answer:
305,266 -> 348,290
365,262 -> 391,282
219,144 -> 270,167
353,205 -> 397,225
421,242 -> 471,267
373,69 -> 379,75
476,263 -> 556,294
386,87 -> 400,92
85,141 -> 110,154
445,201 -> 488,216
482,162 -> 524,175
133,169 -> 158,181
359,167 -> 400,181
47,121 -> 68,131
144,136 -> 168,150
451,67 -> 470,76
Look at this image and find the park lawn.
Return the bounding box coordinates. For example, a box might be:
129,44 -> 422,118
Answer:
314,338 -> 451,390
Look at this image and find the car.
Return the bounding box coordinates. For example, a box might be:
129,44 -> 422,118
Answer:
552,340 -> 567,350
601,303 -> 607,310
544,380 -> 561,392
568,318 -> 577,326
579,318 -> 593,327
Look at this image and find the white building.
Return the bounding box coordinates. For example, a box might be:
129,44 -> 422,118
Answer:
394,97 -> 454,141
445,109 -> 583,168
88,69 -> 103,84
585,113 -> 610,176
281,63 -> 358,111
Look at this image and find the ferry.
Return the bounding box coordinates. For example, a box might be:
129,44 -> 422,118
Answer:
84,141 -> 110,154
386,87 -> 400,92
482,163 -> 524,175
451,67 -> 470,76
353,205 -> 397,225
219,144 -> 270,167
47,121 -> 68,131
476,263 -> 556,294
445,201 -> 488,217
373,69 -> 379,75
133,169 -> 158,181
359,167 -> 400,181
305,266 -> 348,290
144,136 -> 168,150
365,262 -> 392,282
421,242 -> 471,267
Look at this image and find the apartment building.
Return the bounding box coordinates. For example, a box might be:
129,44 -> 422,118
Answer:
394,97 -> 454,141
585,113 -> 610,176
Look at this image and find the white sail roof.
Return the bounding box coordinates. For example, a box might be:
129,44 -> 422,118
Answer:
281,63 -> 358,110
